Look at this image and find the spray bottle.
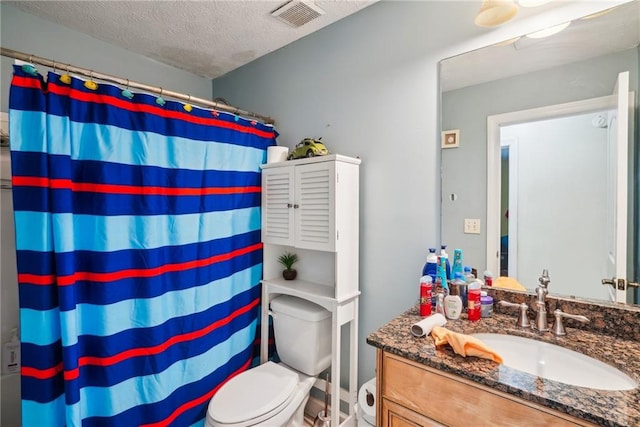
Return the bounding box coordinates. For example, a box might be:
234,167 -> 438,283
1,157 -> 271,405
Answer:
440,245 -> 451,280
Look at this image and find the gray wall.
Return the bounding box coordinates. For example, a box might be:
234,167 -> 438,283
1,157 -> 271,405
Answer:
211,1 -> 483,386
441,48 -> 639,287
210,1 -> 623,385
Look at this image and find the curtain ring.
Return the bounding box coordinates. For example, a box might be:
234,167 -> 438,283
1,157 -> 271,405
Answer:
60,64 -> 72,84
121,79 -> 134,99
84,70 -> 98,90
52,61 -> 57,73
28,55 -> 33,63
156,87 -> 166,106
183,94 -> 193,112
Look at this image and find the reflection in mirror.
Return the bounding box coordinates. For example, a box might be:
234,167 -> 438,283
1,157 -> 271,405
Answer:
440,1 -> 639,305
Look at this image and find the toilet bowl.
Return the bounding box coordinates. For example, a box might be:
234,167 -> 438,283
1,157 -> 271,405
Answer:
206,295 -> 332,427
206,362 -> 315,427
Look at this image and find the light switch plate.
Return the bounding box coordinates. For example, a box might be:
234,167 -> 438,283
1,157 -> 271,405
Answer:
464,218 -> 481,234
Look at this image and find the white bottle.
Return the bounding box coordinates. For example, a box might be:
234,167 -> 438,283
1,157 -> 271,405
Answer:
3,328 -> 20,375
444,294 -> 463,320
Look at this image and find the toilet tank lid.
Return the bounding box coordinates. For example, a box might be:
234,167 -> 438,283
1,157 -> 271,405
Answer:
270,295 -> 330,321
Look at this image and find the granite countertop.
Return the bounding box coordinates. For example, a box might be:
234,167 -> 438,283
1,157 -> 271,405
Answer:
367,306 -> 640,427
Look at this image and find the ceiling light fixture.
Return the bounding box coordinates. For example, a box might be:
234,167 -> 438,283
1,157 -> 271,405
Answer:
525,21 -> 571,39
474,0 -> 519,27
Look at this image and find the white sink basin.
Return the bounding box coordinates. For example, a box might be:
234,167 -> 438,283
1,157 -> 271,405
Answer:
471,333 -> 637,391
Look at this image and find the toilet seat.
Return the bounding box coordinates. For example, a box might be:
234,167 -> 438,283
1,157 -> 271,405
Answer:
207,362 -> 299,427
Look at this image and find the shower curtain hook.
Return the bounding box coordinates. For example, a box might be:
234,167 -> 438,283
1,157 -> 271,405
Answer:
22,55 -> 38,76
121,79 -> 134,99
183,94 -> 193,112
84,70 -> 98,90
52,61 -> 57,73
60,64 -> 72,84
156,88 -> 166,106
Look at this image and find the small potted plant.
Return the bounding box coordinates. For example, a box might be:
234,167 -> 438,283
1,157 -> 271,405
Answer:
278,252 -> 299,280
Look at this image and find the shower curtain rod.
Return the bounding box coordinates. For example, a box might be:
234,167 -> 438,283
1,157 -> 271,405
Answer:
1,47 -> 275,125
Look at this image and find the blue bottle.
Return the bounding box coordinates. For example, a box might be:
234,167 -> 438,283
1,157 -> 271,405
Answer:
437,256 -> 449,294
422,248 -> 438,284
440,245 -> 451,280
451,249 -> 464,279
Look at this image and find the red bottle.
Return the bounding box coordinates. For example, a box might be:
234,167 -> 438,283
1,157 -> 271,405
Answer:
467,279 -> 482,321
420,276 -> 433,317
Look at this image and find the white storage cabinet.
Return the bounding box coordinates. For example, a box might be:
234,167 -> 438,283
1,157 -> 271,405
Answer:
260,154 -> 360,427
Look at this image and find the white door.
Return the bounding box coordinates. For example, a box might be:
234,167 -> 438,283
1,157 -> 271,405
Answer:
605,71 -> 631,303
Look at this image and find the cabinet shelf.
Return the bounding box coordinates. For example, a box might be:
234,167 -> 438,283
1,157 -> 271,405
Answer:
262,277 -> 360,312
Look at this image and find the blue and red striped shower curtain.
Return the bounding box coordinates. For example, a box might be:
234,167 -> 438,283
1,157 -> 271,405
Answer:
9,65 -> 276,426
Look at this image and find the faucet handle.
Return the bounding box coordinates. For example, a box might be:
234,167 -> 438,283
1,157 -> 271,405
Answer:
498,301 -> 531,329
552,309 -> 590,336
538,269 -> 550,289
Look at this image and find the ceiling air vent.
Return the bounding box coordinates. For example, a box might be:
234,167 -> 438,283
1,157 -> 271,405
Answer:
271,1 -> 325,28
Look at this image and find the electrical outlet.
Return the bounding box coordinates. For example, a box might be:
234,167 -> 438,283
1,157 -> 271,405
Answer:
464,218 -> 481,234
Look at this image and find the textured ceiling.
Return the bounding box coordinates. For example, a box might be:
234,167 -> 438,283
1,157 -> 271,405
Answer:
6,1 -> 639,86
7,0 -> 377,79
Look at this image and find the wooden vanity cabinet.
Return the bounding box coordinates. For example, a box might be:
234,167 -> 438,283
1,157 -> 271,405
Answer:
376,350 -> 596,427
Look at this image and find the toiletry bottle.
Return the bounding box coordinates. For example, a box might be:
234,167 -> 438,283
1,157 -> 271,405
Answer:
433,273 -> 442,308
450,272 -> 468,310
451,249 -> 464,279
420,275 -> 433,317
467,280 -> 482,321
444,293 -> 463,320
483,270 -> 493,287
437,256 -> 449,295
481,291 -> 494,318
463,266 -> 475,284
435,292 -> 445,316
3,328 -> 20,375
423,248 -> 438,284
440,245 -> 451,280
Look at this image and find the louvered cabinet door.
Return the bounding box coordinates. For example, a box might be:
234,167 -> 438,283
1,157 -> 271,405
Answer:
262,167 -> 295,245
294,161 -> 336,252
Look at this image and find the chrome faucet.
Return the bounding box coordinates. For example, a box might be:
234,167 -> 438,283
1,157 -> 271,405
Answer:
535,269 -> 550,332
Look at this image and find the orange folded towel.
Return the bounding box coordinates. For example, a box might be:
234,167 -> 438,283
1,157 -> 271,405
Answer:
493,276 -> 527,291
431,326 -> 503,363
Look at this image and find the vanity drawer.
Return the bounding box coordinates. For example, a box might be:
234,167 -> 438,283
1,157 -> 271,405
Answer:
379,351 -> 594,427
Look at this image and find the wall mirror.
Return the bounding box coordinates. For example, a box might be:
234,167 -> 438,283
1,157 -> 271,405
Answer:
440,1 -> 639,305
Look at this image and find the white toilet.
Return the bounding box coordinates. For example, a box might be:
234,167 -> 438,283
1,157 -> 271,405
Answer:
206,295 -> 332,427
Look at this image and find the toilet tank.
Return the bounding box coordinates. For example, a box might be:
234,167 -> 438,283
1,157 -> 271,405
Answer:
270,295 -> 332,376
